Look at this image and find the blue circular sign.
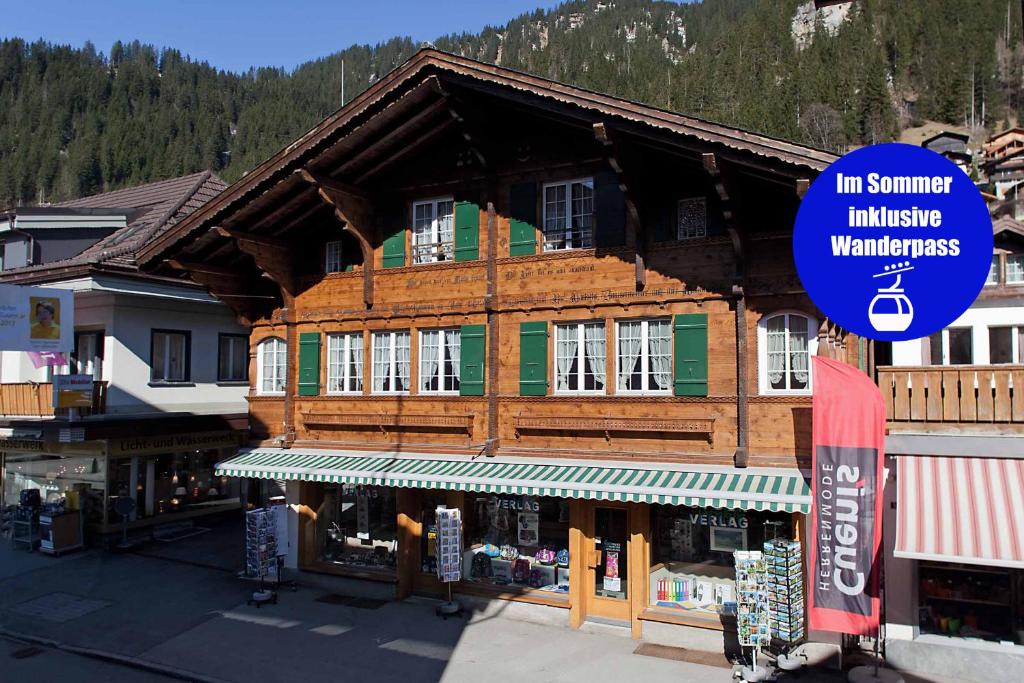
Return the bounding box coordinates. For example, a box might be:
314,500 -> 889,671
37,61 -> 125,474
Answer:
794,143 -> 993,341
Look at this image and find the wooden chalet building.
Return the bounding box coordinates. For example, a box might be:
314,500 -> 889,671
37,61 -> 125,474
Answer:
140,50 -> 842,650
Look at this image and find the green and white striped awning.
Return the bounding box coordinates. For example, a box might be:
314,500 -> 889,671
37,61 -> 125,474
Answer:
217,449 -> 810,513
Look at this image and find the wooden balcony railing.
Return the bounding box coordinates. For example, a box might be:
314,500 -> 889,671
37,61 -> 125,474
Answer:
877,366 -> 1024,424
0,381 -> 108,418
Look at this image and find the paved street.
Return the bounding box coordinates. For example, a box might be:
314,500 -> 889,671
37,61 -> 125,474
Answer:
0,517 -> 949,683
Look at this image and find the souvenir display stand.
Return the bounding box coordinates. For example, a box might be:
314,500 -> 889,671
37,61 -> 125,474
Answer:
435,506 -> 464,618
765,537 -> 805,671
735,550 -> 771,682
246,507 -> 280,607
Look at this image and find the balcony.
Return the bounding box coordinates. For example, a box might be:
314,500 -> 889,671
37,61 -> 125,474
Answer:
0,381 -> 108,418
877,366 -> 1024,428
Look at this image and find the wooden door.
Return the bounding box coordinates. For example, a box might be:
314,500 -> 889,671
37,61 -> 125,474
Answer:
582,502 -> 633,623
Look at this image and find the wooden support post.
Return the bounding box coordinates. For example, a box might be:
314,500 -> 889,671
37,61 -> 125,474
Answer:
734,285 -> 750,468
396,487 -> 420,600
485,196 -> 500,456
629,503 -> 650,639
568,499 -> 587,629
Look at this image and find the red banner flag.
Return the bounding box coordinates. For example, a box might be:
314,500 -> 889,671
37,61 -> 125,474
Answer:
808,356 -> 886,635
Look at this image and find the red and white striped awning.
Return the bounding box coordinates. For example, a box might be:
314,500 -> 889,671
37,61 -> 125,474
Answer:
896,455 -> 1024,568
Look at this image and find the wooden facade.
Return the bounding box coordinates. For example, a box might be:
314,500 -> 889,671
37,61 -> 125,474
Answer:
142,50 -> 837,639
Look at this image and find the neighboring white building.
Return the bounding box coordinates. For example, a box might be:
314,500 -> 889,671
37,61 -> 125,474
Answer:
0,172 -> 256,538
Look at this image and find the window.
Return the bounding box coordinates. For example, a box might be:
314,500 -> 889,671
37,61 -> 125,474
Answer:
989,326 -> 1017,364
1008,255 -> 1024,283
419,329 -> 460,393
72,330 -> 103,380
412,198 -> 454,264
927,331 -> 944,365
616,319 -> 671,393
677,197 -> 708,239
987,255 -> 1000,285
316,484 -> 398,572
217,334 -> 248,382
257,337 -> 286,394
543,179 -> 593,251
948,327 -> 974,364
759,313 -> 815,394
325,240 -> 344,273
371,330 -> 410,393
327,333 -> 363,393
150,330 -> 190,383
554,322 -> 605,393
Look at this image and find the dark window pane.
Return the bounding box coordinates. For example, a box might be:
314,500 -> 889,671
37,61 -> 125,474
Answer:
948,328 -> 973,365
990,327 -> 1014,364
928,333 -> 943,365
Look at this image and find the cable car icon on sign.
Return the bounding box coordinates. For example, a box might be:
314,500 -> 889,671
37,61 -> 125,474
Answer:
868,261 -> 915,332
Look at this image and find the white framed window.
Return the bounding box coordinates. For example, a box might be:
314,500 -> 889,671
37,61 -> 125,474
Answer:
218,334 -> 248,382
615,319 -> 671,393
554,322 -> 606,393
327,333 -> 363,393
988,326 -> 1024,364
1007,254 -> 1024,283
412,197 -> 454,264
987,254 -> 1000,285
73,330 -> 103,380
257,337 -> 287,395
371,330 -> 411,393
758,312 -> 816,394
325,240 -> 344,273
927,327 -> 975,365
543,178 -> 593,251
419,329 -> 460,393
151,329 -> 190,383
677,197 -> 708,239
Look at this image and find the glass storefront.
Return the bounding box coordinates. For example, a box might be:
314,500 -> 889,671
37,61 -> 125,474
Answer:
316,484 -> 398,571
918,562 -> 1024,643
462,493 -> 570,594
3,452 -> 105,526
649,505 -> 793,616
107,449 -> 241,521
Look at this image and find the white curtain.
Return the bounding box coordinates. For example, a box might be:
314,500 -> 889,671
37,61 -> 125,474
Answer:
766,316 -> 786,386
420,331 -> 440,391
649,324 -> 671,390
585,324 -> 605,389
446,329 -> 460,384
556,325 -> 578,390
439,201 -> 454,260
373,335 -> 388,391
789,317 -> 809,386
617,324 -> 642,390
396,333 -> 410,391
350,335 -> 363,391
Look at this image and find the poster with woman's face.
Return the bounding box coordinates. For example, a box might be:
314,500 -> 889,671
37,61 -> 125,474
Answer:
0,283 -> 73,351
29,297 -> 61,340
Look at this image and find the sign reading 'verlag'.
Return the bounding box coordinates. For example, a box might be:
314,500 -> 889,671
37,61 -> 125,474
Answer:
0,283 -> 74,352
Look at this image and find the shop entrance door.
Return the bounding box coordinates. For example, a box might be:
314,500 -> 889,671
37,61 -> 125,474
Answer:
583,504 -> 632,624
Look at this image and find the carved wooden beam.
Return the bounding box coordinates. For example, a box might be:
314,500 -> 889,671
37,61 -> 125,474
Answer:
702,153 -> 745,282
594,122 -> 646,290
333,97 -> 450,177
296,169 -> 375,308
212,226 -> 295,295
164,260 -> 269,325
355,116 -> 458,183
796,178 -> 811,199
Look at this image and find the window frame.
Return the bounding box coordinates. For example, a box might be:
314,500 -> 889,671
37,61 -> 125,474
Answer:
217,333 -> 249,383
614,318 -> 672,395
1006,254 -> 1024,284
987,325 -> 1022,365
986,254 -> 1000,285
371,330 -> 411,395
418,328 -> 461,394
149,329 -> 191,384
676,196 -> 708,240
757,311 -> 818,396
411,196 -> 455,265
326,332 -> 364,394
541,177 -> 594,252
553,321 -> 606,395
72,329 -> 104,380
256,337 -> 287,396
325,240 -> 345,274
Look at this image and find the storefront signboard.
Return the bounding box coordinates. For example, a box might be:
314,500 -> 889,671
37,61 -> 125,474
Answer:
808,356 -> 885,635
0,283 -> 74,352
108,431 -> 240,457
52,374 -> 93,408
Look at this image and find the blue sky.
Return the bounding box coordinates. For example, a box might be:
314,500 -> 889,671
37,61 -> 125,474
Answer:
0,0 -> 565,72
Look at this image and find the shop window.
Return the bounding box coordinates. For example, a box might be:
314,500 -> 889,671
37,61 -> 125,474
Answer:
110,450 -> 240,519
463,494 -> 570,596
554,322 -> 605,393
150,329 -> 190,383
649,505 -> 793,617
616,318 -> 671,393
419,492 -> 449,575
918,562 -> 1024,643
218,334 -> 248,382
758,312 -> 815,394
371,330 -> 411,393
315,484 -> 398,572
677,197 -> 708,240
542,179 -> 593,251
327,333 -> 363,393
325,240 -> 345,273
4,453 -> 105,527
257,337 -> 286,395
419,329 -> 460,393
412,197 -> 454,264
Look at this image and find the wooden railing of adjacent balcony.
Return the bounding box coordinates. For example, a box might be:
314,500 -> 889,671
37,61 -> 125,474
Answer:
0,381 -> 108,418
877,366 -> 1024,424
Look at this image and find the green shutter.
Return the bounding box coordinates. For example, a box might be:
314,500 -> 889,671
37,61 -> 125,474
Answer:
594,171 -> 626,247
459,324 -> 486,396
454,201 -> 480,261
298,331 -> 321,396
509,182 -> 537,256
519,321 -> 548,396
673,314 -> 708,396
382,204 -> 407,268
